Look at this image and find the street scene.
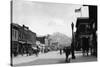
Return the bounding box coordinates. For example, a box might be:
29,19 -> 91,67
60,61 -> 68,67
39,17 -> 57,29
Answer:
11,0 -> 97,66
13,51 -> 97,66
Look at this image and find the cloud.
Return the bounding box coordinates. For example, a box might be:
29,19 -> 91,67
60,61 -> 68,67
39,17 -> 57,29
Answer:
13,1 -> 82,37
53,18 -> 65,26
48,18 -> 65,27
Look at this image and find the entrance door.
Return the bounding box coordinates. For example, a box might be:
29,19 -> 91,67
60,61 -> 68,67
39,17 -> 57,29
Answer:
82,37 -> 89,52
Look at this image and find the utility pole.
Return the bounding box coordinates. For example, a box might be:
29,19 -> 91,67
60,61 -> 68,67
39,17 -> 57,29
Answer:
71,22 -> 76,59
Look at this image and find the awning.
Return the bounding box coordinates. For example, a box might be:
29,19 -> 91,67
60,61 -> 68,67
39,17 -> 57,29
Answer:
11,41 -> 19,44
18,41 -> 26,44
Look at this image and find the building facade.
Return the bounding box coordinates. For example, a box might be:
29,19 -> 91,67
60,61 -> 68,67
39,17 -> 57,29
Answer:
75,5 -> 97,56
11,23 -> 36,56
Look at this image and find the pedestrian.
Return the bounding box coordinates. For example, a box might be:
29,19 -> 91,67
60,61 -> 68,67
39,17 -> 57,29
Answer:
60,48 -> 62,55
63,46 -> 71,63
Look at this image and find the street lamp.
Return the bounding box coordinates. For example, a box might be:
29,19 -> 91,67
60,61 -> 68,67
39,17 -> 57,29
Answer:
71,22 -> 76,59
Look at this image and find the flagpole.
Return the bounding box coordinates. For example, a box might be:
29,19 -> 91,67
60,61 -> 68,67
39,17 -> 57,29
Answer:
75,5 -> 83,17
80,7 -> 82,17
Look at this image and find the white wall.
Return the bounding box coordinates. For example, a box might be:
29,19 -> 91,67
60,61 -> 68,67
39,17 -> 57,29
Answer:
81,6 -> 89,18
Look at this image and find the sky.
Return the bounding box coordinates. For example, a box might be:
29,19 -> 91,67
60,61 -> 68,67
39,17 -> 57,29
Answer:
13,0 -> 88,37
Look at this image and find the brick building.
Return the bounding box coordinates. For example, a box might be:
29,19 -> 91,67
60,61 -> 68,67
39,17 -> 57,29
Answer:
11,23 -> 36,56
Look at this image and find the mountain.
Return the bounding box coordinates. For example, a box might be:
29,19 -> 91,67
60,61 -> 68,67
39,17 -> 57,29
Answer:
49,32 -> 72,47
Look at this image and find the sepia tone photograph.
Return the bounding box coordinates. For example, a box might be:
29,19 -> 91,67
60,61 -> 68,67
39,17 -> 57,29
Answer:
11,0 -> 97,66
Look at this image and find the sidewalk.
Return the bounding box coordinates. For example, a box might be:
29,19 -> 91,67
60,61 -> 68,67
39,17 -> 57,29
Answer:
70,53 -> 97,63
71,55 -> 97,63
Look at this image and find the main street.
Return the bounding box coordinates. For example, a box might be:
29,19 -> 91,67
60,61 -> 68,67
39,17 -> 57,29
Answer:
13,51 -> 97,66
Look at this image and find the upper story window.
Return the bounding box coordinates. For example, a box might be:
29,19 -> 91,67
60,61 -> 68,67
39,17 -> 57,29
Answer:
78,23 -> 90,34
93,23 -> 95,29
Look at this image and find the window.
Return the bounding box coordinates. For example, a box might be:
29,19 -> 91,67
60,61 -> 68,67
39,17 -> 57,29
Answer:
93,23 -> 95,29
15,30 -> 16,39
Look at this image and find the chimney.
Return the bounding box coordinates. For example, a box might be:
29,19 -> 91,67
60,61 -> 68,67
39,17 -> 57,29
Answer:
23,25 -> 29,30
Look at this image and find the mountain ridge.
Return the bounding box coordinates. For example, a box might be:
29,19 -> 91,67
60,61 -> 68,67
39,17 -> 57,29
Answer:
49,32 -> 72,47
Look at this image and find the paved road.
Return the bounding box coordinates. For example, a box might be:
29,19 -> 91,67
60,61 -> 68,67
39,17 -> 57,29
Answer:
14,51 -> 97,66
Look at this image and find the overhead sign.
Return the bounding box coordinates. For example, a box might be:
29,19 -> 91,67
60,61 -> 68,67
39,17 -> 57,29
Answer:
81,6 -> 89,18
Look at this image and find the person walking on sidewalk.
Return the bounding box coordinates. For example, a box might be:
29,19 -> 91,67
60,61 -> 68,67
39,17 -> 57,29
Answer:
60,48 -> 63,55
63,46 -> 71,63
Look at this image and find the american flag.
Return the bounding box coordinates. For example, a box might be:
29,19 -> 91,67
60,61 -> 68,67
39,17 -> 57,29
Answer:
75,8 -> 81,12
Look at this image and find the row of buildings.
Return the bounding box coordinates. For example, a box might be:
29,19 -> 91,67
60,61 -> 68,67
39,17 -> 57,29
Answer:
11,23 -> 57,56
11,23 -> 36,56
36,35 -> 59,52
